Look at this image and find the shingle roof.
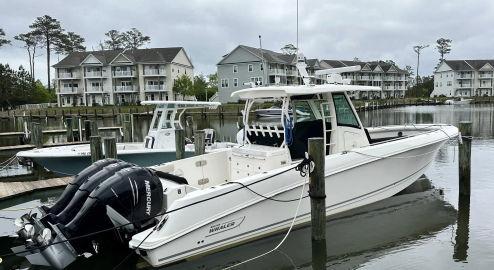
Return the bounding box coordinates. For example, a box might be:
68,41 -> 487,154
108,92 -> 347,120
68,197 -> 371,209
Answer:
443,60 -> 473,71
463,60 -> 494,70
219,45 -> 297,65
320,59 -> 406,73
53,47 -> 187,67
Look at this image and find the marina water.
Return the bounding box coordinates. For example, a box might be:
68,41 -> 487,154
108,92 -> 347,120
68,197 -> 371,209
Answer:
1,104 -> 493,269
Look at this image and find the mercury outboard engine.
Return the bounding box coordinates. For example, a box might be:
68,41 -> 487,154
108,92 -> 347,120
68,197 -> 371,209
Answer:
43,161 -> 135,225
13,161 -> 164,269
42,159 -> 119,215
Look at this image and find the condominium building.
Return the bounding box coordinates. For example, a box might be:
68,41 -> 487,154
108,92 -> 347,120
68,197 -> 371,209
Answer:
431,60 -> 494,97
319,60 -> 408,99
216,45 -> 408,103
53,47 -> 194,107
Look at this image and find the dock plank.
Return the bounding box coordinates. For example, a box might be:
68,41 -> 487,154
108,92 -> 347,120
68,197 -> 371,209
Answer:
0,177 -> 71,201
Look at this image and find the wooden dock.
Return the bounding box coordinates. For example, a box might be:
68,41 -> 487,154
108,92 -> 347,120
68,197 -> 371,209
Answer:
0,176 -> 70,201
0,126 -> 122,138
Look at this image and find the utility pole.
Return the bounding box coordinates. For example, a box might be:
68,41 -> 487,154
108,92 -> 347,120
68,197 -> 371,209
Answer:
259,35 -> 266,86
413,44 -> 429,85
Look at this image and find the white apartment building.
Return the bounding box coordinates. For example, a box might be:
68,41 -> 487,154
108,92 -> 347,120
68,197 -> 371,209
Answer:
53,47 -> 194,107
320,60 -> 408,99
431,60 -> 494,97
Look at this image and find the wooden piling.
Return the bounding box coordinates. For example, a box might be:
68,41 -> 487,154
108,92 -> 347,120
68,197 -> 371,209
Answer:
31,122 -> 43,148
121,113 -> 133,142
309,137 -> 326,241
459,121 -> 472,196
194,130 -> 205,156
90,120 -> 99,137
90,136 -> 103,162
185,116 -> 194,139
84,120 -> 91,140
175,129 -> 185,160
103,137 -> 117,159
65,117 -> 74,142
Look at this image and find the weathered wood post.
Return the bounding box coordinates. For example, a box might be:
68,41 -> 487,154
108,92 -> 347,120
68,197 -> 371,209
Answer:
194,130 -> 205,156
90,120 -> 99,137
103,137 -> 117,159
84,120 -> 91,140
121,113 -> 133,142
459,121 -> 472,196
90,136 -> 103,162
65,117 -> 74,142
175,129 -> 185,160
308,137 -> 327,270
31,122 -> 43,148
185,116 -> 194,139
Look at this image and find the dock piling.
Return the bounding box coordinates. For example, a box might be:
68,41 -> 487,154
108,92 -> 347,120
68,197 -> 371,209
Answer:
90,136 -> 103,162
90,120 -> 99,137
31,122 -> 43,148
185,116 -> 194,139
175,129 -> 185,160
65,117 -> 74,142
103,137 -> 117,159
194,130 -> 205,156
84,120 -> 91,140
459,121 -> 472,196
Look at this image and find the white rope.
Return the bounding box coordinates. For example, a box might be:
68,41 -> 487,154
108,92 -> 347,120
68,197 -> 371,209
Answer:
223,179 -> 307,270
0,156 -> 18,171
0,155 -> 17,166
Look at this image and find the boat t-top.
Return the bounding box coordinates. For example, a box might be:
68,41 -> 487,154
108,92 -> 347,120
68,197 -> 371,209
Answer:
12,61 -> 459,269
16,101 -> 233,175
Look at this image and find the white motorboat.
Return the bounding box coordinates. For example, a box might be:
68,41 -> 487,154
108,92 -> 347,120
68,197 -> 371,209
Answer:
12,64 -> 458,269
16,101 -> 233,175
444,97 -> 473,105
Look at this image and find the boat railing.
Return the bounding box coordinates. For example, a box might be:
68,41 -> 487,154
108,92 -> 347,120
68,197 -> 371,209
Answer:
246,123 -> 284,138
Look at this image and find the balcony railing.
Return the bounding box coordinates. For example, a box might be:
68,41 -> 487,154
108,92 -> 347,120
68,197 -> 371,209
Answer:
144,69 -> 166,76
145,85 -> 167,91
114,85 -> 137,92
85,71 -> 103,77
58,73 -> 78,79
87,86 -> 103,92
113,70 -> 134,77
479,73 -> 493,78
458,74 -> 472,79
59,87 -> 82,94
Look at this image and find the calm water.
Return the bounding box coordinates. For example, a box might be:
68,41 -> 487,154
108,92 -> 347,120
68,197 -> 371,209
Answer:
1,104 -> 494,269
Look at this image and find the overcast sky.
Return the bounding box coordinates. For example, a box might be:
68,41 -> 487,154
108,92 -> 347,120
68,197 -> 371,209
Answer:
1,0 -> 493,85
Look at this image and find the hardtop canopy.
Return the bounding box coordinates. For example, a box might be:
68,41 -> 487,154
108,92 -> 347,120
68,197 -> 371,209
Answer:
141,100 -> 221,109
231,84 -> 381,100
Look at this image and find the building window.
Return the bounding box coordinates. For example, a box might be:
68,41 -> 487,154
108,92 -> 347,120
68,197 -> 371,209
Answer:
260,63 -> 264,71
221,79 -> 229,88
447,81 -> 452,86
248,64 -> 253,72
233,65 -> 238,73
250,77 -> 263,86
233,78 -> 238,87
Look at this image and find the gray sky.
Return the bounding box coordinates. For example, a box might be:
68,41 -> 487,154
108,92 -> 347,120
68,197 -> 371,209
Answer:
1,0 -> 493,85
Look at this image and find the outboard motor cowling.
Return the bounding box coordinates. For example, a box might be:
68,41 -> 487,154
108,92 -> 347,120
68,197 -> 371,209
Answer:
43,159 -> 119,215
44,161 -> 135,225
61,166 -> 163,251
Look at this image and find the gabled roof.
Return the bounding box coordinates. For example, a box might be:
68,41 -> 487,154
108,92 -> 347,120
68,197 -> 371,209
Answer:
218,45 -> 297,65
443,60 -> 474,71
53,47 -> 188,68
320,60 -> 406,74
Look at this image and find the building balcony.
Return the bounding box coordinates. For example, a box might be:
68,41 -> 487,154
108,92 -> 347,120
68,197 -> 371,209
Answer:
143,69 -> 166,76
359,76 -> 371,80
85,71 -> 105,78
479,73 -> 493,78
114,85 -> 138,92
144,85 -> 167,92
58,73 -> 79,79
86,86 -> 105,93
456,84 -> 472,88
458,74 -> 472,79
113,71 -> 135,77
59,87 -> 83,94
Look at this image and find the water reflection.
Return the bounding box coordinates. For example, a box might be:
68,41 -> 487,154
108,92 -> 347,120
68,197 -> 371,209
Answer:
453,195 -> 471,262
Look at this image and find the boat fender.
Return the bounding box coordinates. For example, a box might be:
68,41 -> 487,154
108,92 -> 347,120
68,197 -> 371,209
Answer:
42,159 -> 119,215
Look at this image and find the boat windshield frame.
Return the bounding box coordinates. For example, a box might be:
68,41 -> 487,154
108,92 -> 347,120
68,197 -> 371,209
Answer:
148,102 -> 220,132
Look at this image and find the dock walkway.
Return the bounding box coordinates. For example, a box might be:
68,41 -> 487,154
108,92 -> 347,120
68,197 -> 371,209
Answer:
0,177 -> 70,201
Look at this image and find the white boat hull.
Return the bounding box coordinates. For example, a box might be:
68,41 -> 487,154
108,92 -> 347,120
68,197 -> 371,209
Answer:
132,126 -> 456,267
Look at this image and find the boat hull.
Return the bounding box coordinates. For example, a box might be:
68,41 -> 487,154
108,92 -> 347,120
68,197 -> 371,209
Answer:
133,134 -> 452,267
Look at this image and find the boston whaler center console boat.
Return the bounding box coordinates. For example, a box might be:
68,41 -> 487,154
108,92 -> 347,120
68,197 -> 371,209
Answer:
16,101 -> 234,175
12,58 -> 458,269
